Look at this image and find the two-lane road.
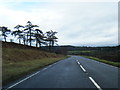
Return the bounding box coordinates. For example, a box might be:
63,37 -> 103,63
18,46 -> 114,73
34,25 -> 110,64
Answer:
3,56 -> 119,89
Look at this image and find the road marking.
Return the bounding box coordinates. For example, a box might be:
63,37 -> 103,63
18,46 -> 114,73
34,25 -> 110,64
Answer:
48,65 -> 52,67
6,70 -> 41,90
43,68 -> 47,70
80,65 -> 86,72
6,66 -> 49,89
76,60 -> 80,64
77,62 -> 80,64
89,77 -> 102,90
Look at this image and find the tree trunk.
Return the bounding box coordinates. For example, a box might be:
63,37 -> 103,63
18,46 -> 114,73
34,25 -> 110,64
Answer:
30,28 -> 31,46
36,31 -> 38,47
52,40 -> 54,47
39,43 -> 41,48
36,40 -> 38,47
49,41 -> 52,51
26,33 -> 28,45
4,36 -> 6,42
23,39 -> 25,45
38,41 -> 41,48
19,39 -> 21,44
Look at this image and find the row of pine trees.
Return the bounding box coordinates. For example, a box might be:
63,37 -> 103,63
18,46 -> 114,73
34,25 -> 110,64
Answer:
0,21 -> 58,48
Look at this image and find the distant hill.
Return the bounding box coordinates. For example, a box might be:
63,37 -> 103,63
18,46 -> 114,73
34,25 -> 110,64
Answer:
51,45 -> 120,53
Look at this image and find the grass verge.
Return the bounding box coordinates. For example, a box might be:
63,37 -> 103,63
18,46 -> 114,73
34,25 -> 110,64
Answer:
3,56 -> 69,85
82,55 -> 120,67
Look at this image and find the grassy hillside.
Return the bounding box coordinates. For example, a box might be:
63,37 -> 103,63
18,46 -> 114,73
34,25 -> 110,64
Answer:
2,42 -> 67,85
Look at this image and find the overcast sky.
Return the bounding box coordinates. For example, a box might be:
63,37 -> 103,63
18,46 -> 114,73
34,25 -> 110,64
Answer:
0,0 -> 118,46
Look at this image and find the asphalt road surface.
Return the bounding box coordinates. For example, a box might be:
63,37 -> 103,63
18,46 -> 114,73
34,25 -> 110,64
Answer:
4,56 -> 119,89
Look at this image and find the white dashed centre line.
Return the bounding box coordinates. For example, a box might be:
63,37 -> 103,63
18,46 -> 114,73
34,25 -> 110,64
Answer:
76,60 -> 78,62
76,59 -> 102,90
89,77 -> 102,90
80,65 -> 86,72
77,62 -> 80,65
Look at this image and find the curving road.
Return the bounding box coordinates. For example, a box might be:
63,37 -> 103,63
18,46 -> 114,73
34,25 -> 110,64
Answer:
3,56 -> 119,89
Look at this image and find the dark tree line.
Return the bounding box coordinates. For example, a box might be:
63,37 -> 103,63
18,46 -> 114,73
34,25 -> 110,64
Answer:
0,21 -> 58,49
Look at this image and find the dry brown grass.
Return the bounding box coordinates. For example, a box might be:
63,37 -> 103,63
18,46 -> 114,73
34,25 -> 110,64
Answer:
2,42 -> 67,85
3,48 -> 61,62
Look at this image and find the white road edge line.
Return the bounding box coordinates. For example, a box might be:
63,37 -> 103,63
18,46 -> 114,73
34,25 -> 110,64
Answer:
6,70 -> 41,90
43,68 -> 47,70
80,65 -> 86,72
48,65 -> 52,67
89,77 -> 102,90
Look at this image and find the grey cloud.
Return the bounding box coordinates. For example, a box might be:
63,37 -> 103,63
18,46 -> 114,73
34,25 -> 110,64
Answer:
0,2 -> 118,46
